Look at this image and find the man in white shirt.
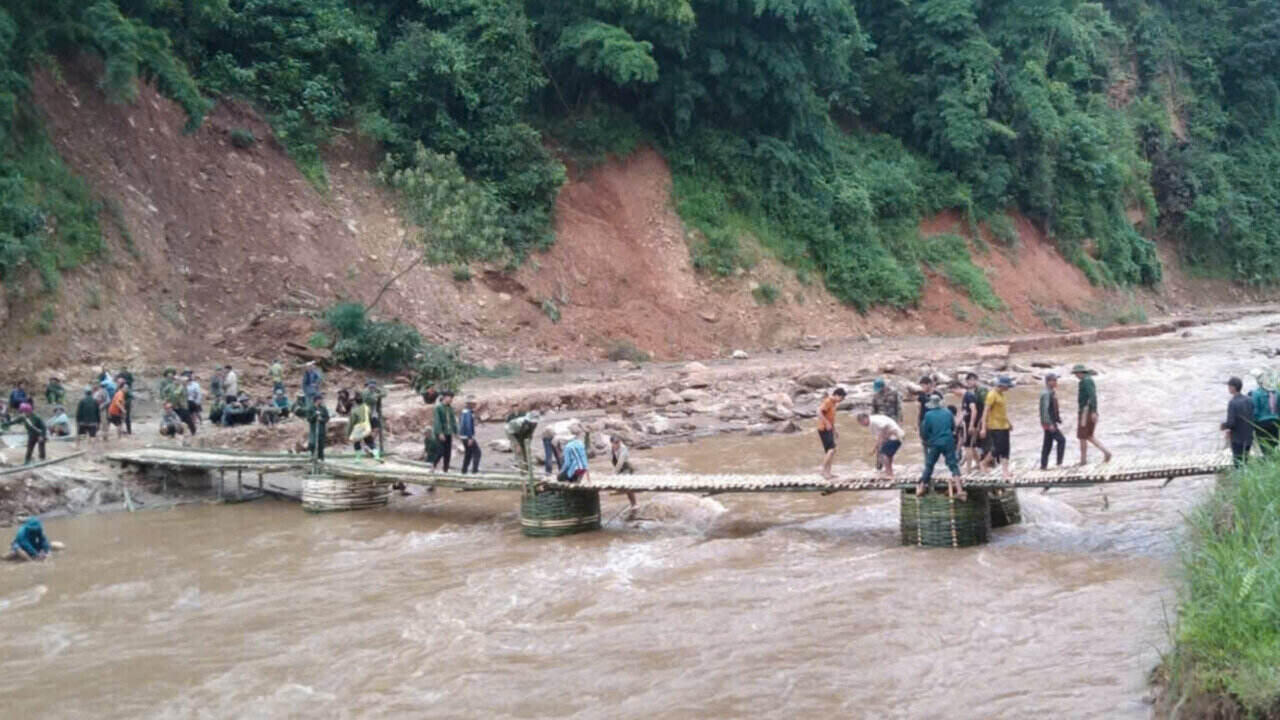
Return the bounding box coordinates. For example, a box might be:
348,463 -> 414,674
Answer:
857,412 -> 905,479
223,364 -> 238,401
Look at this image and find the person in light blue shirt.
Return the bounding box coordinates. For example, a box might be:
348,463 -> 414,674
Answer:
557,426 -> 590,483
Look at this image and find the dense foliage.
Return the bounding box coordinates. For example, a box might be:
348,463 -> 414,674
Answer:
324,301 -> 422,371
1168,454 -> 1280,714
4,0 -> 1280,309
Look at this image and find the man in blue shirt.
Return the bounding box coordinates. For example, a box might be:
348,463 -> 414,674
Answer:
557,425 -> 591,483
918,393 -> 964,499
459,396 -> 481,474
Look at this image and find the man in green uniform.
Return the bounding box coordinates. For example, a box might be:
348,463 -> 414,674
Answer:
74,387 -> 100,449
44,377 -> 65,407
431,390 -> 459,472
362,380 -> 387,453
162,368 -> 196,435
308,390 -> 331,462
1248,368 -> 1279,451
3,403 -> 48,465
918,394 -> 964,499
1072,364 -> 1111,465
117,367 -> 135,434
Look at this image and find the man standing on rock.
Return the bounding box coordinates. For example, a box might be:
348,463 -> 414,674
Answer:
817,387 -> 846,479
1039,374 -> 1066,470
980,376 -> 1014,479
1248,369 -> 1278,451
918,394 -> 964,498
961,373 -> 988,471
1072,364 -> 1111,465
431,390 -> 459,473
1223,376 -> 1254,466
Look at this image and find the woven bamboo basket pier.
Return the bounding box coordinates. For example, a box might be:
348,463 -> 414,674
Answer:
899,488 -> 991,548
302,475 -> 390,512
988,489 -> 1022,528
520,488 -> 601,537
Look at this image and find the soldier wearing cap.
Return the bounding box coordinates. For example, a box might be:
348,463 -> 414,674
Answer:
1072,363 -> 1111,465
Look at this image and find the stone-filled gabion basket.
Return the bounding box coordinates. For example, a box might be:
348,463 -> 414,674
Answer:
302,476 -> 390,512
900,488 -> 992,548
520,488 -> 601,537
988,488 -> 1023,528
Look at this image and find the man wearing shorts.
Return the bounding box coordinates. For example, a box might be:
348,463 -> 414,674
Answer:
74,386 -> 100,449
1072,363 -> 1111,465
817,387 -> 846,479
857,411 -> 903,479
981,376 -> 1014,479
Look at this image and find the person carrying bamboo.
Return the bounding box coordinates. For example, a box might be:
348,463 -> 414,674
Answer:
504,411 -> 539,475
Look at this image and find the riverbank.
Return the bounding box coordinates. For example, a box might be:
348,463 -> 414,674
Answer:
1154,457 -> 1280,719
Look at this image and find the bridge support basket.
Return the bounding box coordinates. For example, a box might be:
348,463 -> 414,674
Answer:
303,475 -> 389,512
988,489 -> 1022,528
521,488 -> 601,537
900,488 -> 991,548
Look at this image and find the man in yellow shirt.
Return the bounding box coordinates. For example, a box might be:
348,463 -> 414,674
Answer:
980,376 -> 1014,478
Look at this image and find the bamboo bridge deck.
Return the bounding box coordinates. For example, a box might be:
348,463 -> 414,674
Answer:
107,447 -> 1234,494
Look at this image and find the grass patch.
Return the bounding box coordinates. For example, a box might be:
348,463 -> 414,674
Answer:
1164,455 -> 1280,716
35,305 -> 54,334
914,234 -> 1004,312
606,340 -> 650,363
541,298 -> 561,324
229,128 -> 257,149
1073,295 -> 1148,328
451,266 -> 472,282
752,282 -> 780,306
950,301 -> 969,322
1032,303 -> 1068,332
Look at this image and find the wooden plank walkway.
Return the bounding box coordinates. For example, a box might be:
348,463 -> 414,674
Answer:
108,447 -> 1234,494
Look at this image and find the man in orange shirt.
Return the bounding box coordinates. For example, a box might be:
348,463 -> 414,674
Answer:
107,382 -> 129,440
817,387 -> 847,479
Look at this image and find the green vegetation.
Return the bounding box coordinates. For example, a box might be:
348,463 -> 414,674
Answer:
450,266 -> 472,283
751,283 -> 780,306
605,340 -> 649,364
229,128 -> 257,149
324,302 -> 421,372
1166,455 -> 1280,715
5,0 -> 1280,314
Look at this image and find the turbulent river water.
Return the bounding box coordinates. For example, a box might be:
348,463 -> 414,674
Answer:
2,315 -> 1274,718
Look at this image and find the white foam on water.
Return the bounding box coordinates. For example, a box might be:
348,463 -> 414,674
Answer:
0,584 -> 47,613
606,492 -> 727,535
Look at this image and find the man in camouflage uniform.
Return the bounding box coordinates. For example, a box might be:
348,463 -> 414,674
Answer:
161,368 -> 196,435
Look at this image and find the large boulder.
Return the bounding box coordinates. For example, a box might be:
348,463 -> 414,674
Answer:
681,372 -> 714,389
679,388 -> 710,403
641,413 -> 672,435
652,388 -> 681,406
682,361 -> 708,373
488,438 -> 512,453
796,371 -> 835,389
731,350 -> 749,360
763,405 -> 794,421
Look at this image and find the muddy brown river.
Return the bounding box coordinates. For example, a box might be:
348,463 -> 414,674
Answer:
2,315 -> 1273,718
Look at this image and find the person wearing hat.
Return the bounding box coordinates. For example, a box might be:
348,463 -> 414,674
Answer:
4,516 -> 63,562
348,392 -> 377,458
271,387 -> 292,419
1039,373 -> 1066,470
816,387 -> 847,480
301,361 -> 322,405
308,390 -> 331,461
1248,368 -> 1279,452
870,378 -> 901,422
44,376 -> 65,407
504,410 -> 540,474
1071,364 -> 1111,465
918,393 -> 964,498
46,405 -> 71,437
1222,376 -> 1254,466
557,423 -> 591,484
161,368 -> 196,436
74,386 -> 100,449
458,396 -> 481,474
2,402 -> 48,465
431,390 -> 459,472
980,375 -> 1015,478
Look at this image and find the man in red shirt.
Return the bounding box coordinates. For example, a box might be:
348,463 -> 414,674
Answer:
817,387 -> 847,479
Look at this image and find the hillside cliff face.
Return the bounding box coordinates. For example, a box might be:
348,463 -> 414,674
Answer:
0,63 -> 1256,380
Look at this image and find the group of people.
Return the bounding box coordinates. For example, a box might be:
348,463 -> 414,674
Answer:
2,369 -> 140,464
818,364 -> 1114,498
1221,369 -> 1280,465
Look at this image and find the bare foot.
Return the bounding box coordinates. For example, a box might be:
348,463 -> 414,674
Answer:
1103,451 -> 1112,463
821,471 -> 836,481
915,482 -> 927,497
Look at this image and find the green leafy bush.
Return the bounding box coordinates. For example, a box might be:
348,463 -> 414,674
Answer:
307,331 -> 330,349
605,340 -> 649,363
752,283 -> 780,306
229,128 -> 256,149
451,266 -> 472,282
333,319 -> 421,372
411,343 -> 475,394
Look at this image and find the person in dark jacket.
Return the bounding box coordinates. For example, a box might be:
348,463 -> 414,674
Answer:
3,403 -> 47,464
74,387 -> 100,450
1248,369 -> 1278,451
459,396 -> 481,474
431,391 -> 459,472
1073,364 -> 1111,465
1222,376 -> 1255,466
44,377 -> 65,406
918,393 -> 964,499
308,391 -> 331,462
1039,374 -> 1066,470
8,382 -> 30,414
5,517 -> 60,562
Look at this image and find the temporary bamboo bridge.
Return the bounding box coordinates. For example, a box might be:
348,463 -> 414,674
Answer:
107,446 -> 1233,492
